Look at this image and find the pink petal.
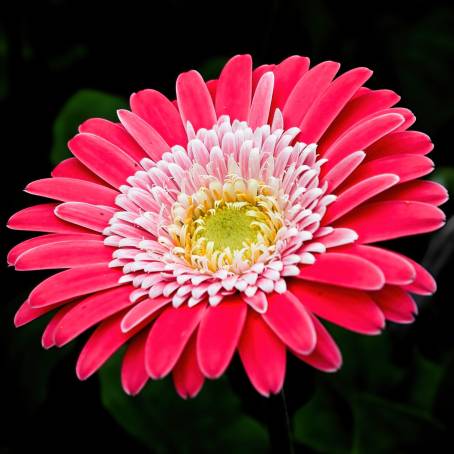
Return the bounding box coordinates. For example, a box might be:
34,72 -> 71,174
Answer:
253,64 -> 275,92
321,113 -> 405,174
41,302 -> 77,349
342,155 -> 434,188
338,245 -> 416,286
76,310 -> 139,380
130,89 -> 187,146
14,239 -> 113,270
7,203 -> 90,234
322,151 -> 366,192
294,315 -> 342,372
145,304 -> 206,379
398,255 -> 437,295
28,264 -> 124,308
283,60 -> 340,128
196,296 -> 247,378
288,280 -> 385,334
121,331 -> 149,396
25,177 -> 118,207
54,202 -> 114,232
319,89 -> 400,152
298,67 -> 372,144
334,201 -> 446,243
173,333 -> 205,399
262,291 -> 316,355
373,180 -> 448,207
121,296 -> 171,333
117,109 -> 169,161
54,286 -> 135,346
51,158 -> 107,185
248,72 -> 274,129
317,227 -> 359,248
325,174 -> 399,224
68,133 -> 140,188
238,310 -> 286,397
14,299 -> 63,327
8,233 -> 102,266
297,252 -> 385,290
176,70 -> 216,131
215,54 -> 252,121
371,285 -> 417,324
271,55 -> 310,112
79,118 -> 147,161
366,131 -> 434,160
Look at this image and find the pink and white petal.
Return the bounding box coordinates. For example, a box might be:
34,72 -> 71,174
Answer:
51,158 -> 107,185
372,180 -> 448,207
121,330 -> 149,396
7,233 -> 102,266
7,203 -> 91,234
215,54 -> 252,121
298,67 -> 372,144
130,89 -> 187,146
54,202 -> 114,232
25,178 -> 118,207
283,60 -> 340,128
297,252 -> 385,290
253,64 -> 275,91
121,296 -> 171,333
79,118 -> 147,161
28,264 -> 124,308
371,285 -> 417,324
248,72 -> 274,129
271,55 -> 310,112
76,310 -> 139,380
334,201 -> 446,243
322,151 -> 366,192
317,228 -> 359,249
68,133 -> 140,188
54,286 -> 135,346
197,296 -> 247,378
324,174 -> 399,224
173,333 -> 205,399
176,70 -> 217,131
117,109 -> 169,161
288,280 -> 385,335
14,239 -> 113,270
294,315 -> 342,372
238,310 -> 286,397
145,303 -> 206,379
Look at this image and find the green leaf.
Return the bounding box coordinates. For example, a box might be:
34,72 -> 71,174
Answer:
293,385 -> 352,454
51,89 -> 127,164
352,393 -> 443,454
99,352 -> 268,454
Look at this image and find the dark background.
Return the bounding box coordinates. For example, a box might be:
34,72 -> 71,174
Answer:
1,1 -> 454,453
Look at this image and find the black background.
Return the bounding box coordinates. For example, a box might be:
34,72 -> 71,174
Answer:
2,1 -> 454,453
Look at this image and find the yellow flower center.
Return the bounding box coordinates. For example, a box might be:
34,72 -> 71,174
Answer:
168,176 -> 284,273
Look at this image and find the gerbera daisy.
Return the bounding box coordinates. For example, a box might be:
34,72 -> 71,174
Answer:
8,54 -> 447,398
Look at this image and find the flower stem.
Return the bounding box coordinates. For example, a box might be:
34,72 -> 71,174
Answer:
267,389 -> 294,454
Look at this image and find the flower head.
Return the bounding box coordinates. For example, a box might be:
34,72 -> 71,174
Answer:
8,55 -> 447,397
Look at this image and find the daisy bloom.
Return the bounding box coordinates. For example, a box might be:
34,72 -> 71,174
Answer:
8,55 -> 447,398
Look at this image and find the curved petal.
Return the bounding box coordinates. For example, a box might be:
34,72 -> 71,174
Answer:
54,286 -> 135,346
215,54 -> 252,121
14,239 -> 113,270
173,333 -> 205,399
14,299 -> 64,328
316,227 -> 358,249
54,202 -> 114,232
197,296 -> 247,378
371,285 -> 417,324
79,118 -> 147,161
51,158 -> 107,185
262,291 -> 316,355
322,151 -> 366,192
398,255 -> 437,295
288,280 -> 385,335
68,133 -> 140,188
238,310 -> 286,397
176,70 -> 216,131
296,252 -> 385,290
120,296 -> 171,333
334,201 -> 446,243
41,302 -> 77,349
121,331 -> 149,396
294,315 -> 342,372
25,177 -> 118,207
248,72 -> 274,129
28,264 -> 124,308
130,89 -> 187,146
7,203 -> 90,234
145,303 -> 206,379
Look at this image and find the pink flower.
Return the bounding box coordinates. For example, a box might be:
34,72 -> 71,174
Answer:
8,55 -> 447,398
